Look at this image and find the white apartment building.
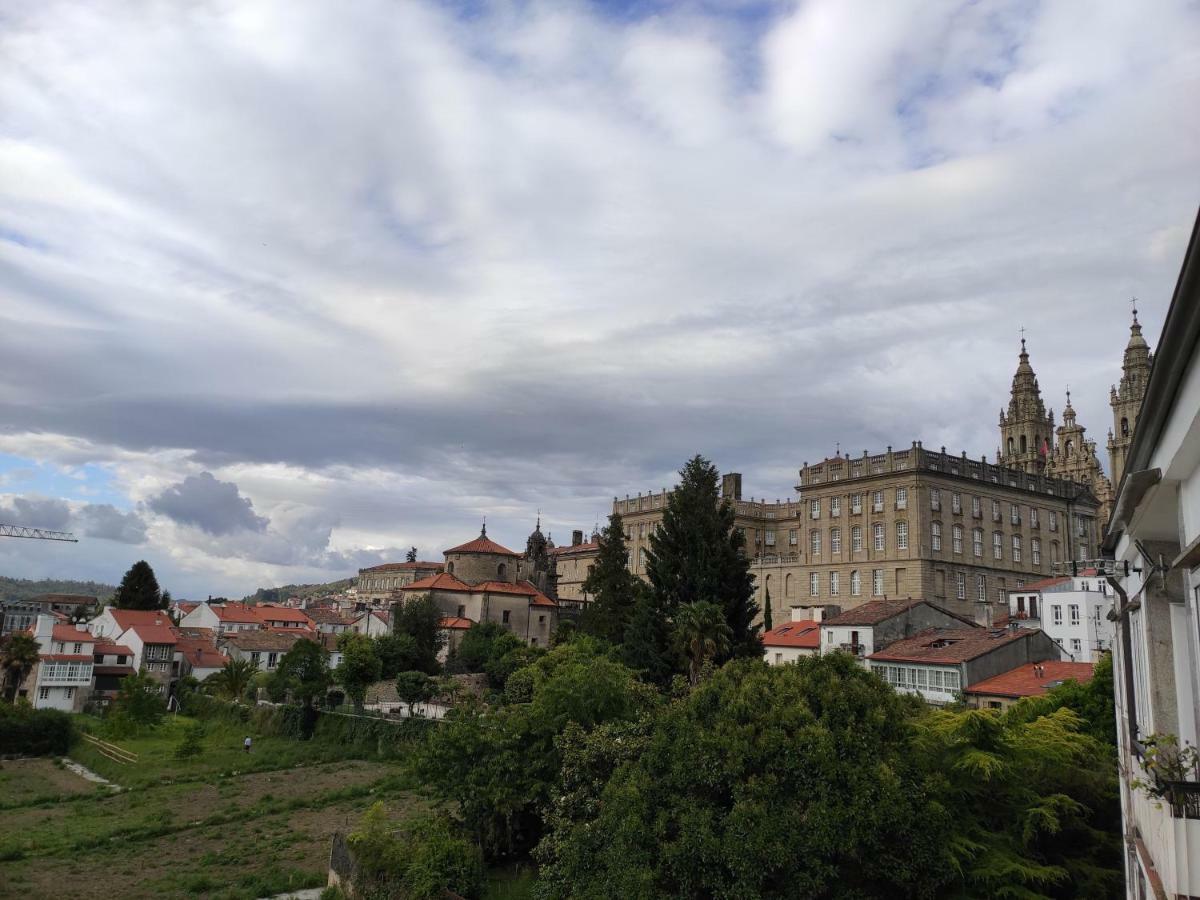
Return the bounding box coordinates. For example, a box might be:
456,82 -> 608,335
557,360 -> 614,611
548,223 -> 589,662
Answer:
1106,212 -> 1200,899
26,616 -> 95,712
1007,573 -> 1116,662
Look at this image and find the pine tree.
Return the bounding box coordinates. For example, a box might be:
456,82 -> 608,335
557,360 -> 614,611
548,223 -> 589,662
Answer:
646,455 -> 761,661
406,546 -> 418,563
763,584 -> 773,633
113,560 -> 165,610
580,513 -> 640,644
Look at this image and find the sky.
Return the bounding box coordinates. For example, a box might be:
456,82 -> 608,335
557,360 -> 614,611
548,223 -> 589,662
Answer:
1,0 -> 1198,599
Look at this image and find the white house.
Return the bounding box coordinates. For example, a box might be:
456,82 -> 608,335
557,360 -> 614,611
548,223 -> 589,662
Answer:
179,602 -> 264,634
350,609 -> 390,637
121,622 -> 180,692
762,607 -> 822,666
88,606 -> 169,641
25,616 -> 95,712
219,630 -> 305,672
1007,573 -> 1116,662
1106,213 -> 1200,900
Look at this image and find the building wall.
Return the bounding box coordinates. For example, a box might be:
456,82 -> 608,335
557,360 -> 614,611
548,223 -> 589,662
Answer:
411,589 -> 554,648
763,645 -> 816,665
444,552 -> 519,587
357,563 -> 443,603
553,549 -> 600,603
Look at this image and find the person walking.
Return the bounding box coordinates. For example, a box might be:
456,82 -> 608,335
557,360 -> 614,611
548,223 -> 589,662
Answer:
243,735 -> 252,753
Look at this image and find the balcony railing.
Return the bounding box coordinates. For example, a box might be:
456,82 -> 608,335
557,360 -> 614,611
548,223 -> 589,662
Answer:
1161,779 -> 1200,819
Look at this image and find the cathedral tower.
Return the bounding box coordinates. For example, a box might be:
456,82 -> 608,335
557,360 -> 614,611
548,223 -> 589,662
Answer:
1107,305 -> 1152,489
1045,391 -> 1114,523
998,338 -> 1054,473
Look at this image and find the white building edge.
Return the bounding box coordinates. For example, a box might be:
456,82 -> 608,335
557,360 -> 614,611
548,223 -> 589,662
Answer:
1106,208 -> 1200,900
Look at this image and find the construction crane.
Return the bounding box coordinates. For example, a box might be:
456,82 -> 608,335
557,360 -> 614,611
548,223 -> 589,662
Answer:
0,524 -> 78,542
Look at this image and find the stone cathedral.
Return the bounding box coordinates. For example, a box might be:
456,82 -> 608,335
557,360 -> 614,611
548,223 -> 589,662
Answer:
996,306 -> 1152,524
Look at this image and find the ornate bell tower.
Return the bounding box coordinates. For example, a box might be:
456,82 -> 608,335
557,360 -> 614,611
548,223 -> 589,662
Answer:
1045,390 -> 1114,522
1107,303 -> 1152,489
998,337 -> 1054,473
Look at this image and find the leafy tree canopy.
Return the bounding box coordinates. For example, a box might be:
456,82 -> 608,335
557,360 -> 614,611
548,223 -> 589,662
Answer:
336,634 -> 382,712
579,513 -> 642,644
393,595 -> 446,674
270,638 -> 331,708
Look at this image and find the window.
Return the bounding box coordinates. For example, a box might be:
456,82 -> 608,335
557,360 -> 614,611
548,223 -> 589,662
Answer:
872,569 -> 884,596
830,572 -> 840,596
931,522 -> 942,551
457,604 -> 466,618
930,488 -> 941,511
1070,638 -> 1082,654
896,522 -> 908,550
952,525 -> 963,554
830,527 -> 841,553
810,573 -> 819,597
850,570 -> 861,596
852,525 -> 863,551
830,497 -> 841,517
1030,508 -> 1039,528
775,653 -> 783,665
1012,535 -> 1022,563
1049,511 -> 1058,531
851,493 -> 862,514
73,642 -> 82,654
1010,504 -> 1020,525
976,574 -> 987,601
638,523 -> 645,538
789,528 -> 798,546
539,614 -> 546,624
810,530 -> 821,556
993,532 -> 1003,560
1077,516 -> 1087,537
972,496 -> 981,518
872,490 -> 884,512
992,500 -> 1001,522
1031,538 -> 1041,565
267,652 -> 278,669
873,523 -> 885,551
765,530 -> 776,546
1051,604 -> 1062,625
250,651 -> 261,666
38,687 -> 49,701
810,499 -> 820,519
956,572 -> 966,600
1069,604 -> 1080,625
502,610 -> 511,624
895,488 -> 908,510
951,492 -> 962,514
972,528 -> 983,558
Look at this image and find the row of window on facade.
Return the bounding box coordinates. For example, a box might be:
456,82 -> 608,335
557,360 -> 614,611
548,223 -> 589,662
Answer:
805,490 -> 1086,535
791,569 -> 1001,602
870,663 -> 961,693
789,522 -> 1059,566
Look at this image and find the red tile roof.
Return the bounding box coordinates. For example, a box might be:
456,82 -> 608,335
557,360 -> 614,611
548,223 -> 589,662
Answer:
127,623 -> 179,645
305,608 -> 354,625
444,533 -> 520,556
439,616 -> 475,630
107,608 -> 173,631
220,630 -> 305,652
824,599 -> 975,628
965,661 -> 1095,698
402,572 -> 475,593
360,561 -> 444,572
93,642 -> 133,657
474,580 -> 557,607
1013,576 -> 1071,592
762,620 -> 821,649
51,624 -> 95,643
868,627 -> 1036,664
214,603 -> 264,623
257,605 -> 314,625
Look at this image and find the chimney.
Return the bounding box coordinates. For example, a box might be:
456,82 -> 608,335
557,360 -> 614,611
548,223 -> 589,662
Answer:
572,529 -> 583,546
974,602 -> 994,628
34,614 -> 55,643
721,472 -> 743,501
811,606 -> 824,623
791,606 -> 812,623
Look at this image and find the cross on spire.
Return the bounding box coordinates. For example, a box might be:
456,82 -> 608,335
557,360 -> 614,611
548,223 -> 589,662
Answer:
1018,325 -> 1026,351
1130,296 -> 1139,323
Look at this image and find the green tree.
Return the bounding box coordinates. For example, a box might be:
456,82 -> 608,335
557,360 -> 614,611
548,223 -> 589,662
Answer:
113,560 -> 165,610
645,455 -> 760,665
1009,651 -> 1117,747
535,655 -> 951,899
448,622 -> 537,690
109,669 -> 167,732
393,595 -> 445,674
173,721 -> 205,759
762,583 -> 773,633
204,657 -> 257,703
579,513 -> 641,643
271,638 -> 331,709
1,633 -> 40,703
336,634 -> 382,713
405,546 -> 418,563
395,670 -> 434,717
375,632 -> 421,679
672,601 -> 732,685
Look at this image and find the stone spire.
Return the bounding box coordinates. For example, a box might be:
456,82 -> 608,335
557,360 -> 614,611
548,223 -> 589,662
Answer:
1046,387 -> 1114,525
1108,302 -> 1153,490
998,336 -> 1054,473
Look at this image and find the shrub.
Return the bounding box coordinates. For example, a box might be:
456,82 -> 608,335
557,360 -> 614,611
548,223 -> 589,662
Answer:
0,702 -> 76,756
174,721 -> 205,759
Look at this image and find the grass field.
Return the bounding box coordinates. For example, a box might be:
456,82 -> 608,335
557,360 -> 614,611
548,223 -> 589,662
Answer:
0,715 -> 419,899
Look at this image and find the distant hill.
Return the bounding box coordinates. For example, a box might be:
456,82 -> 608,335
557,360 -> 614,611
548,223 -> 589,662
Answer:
242,577 -> 355,605
0,575 -> 116,603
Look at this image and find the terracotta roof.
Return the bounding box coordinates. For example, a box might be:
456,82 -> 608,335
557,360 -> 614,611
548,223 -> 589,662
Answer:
93,642 -> 133,656
174,601 -> 199,613
824,599 -> 975,627
51,624 -> 94,643
965,661 -> 1094,698
763,620 -> 821,649
305,607 -> 354,624
127,623 -> 179,645
359,561 -> 443,572
401,572 -> 475,593
439,616 -> 475,630
213,603 -> 264,623
107,609 -> 173,630
220,630 -> 305,652
474,580 -> 557,607
1012,576 -> 1071,592
444,532 -> 520,557
41,654 -> 93,662
257,605 -> 314,625
549,542 -> 600,556
868,627 -> 1036,664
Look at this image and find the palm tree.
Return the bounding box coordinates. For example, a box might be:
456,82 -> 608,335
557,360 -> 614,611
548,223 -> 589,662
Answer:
673,601 -> 732,685
205,658 -> 257,703
2,633 -> 41,703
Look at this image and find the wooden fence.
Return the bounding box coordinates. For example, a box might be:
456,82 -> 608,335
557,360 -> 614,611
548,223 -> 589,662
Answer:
81,733 -> 138,765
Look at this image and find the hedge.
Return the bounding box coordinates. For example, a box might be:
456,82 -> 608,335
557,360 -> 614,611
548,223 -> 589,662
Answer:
0,703 -> 77,756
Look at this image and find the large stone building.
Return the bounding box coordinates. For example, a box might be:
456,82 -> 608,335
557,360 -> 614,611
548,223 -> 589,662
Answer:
549,528 -> 601,606
610,323 -> 1160,623
396,525 -> 559,648
356,560 -> 444,604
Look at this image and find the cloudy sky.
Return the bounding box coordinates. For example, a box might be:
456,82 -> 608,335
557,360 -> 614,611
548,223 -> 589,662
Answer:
1,0 -> 1198,598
